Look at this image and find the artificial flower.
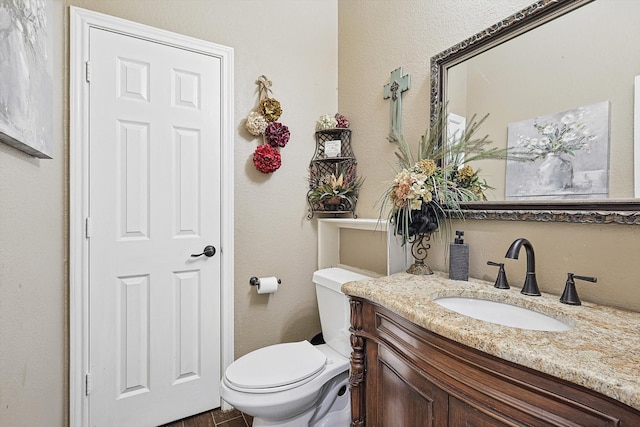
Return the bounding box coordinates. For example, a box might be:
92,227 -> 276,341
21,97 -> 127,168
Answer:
417,159 -> 438,176
315,114 -> 338,131
245,111 -> 268,136
515,109 -> 596,158
335,113 -> 350,128
253,144 -> 282,173
259,98 -> 282,122
264,122 -> 290,148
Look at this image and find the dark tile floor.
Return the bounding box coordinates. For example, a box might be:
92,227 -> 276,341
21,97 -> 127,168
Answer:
160,408 -> 253,427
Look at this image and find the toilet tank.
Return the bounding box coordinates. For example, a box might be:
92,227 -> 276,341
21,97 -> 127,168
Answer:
312,268 -> 372,358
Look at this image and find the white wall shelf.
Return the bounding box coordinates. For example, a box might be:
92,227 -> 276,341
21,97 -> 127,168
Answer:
317,218 -> 409,276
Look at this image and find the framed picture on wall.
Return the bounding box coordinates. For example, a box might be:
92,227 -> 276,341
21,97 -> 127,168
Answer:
0,0 -> 53,158
324,139 -> 341,158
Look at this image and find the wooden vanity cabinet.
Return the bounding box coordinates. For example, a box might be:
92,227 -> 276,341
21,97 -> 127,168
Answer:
349,297 -> 640,427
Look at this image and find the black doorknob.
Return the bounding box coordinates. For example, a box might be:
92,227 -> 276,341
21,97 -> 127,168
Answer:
191,245 -> 216,258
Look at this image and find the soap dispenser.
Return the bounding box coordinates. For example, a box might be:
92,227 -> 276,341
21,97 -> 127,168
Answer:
449,231 -> 469,281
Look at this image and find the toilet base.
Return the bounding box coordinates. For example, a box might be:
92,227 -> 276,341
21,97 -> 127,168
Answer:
252,411 -> 313,427
251,371 -> 350,427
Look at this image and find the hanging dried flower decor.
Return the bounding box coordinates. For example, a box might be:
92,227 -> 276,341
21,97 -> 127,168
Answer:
245,75 -> 290,174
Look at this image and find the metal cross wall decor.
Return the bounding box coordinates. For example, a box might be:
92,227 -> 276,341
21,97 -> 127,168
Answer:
383,67 -> 411,141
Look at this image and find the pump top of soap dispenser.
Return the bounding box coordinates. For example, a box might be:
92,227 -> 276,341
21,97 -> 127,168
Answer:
454,230 -> 464,244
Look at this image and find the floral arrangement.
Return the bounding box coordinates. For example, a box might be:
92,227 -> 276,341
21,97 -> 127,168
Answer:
315,113 -> 350,131
245,75 -> 290,174
381,106 -> 520,245
308,164 -> 363,210
513,110 -> 596,159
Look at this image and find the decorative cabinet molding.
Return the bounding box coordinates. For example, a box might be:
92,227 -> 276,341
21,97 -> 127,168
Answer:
348,298 -> 366,427
349,297 -> 640,426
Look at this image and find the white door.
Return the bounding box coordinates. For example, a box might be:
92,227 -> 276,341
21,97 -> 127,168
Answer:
447,113 -> 467,166
88,27 -> 221,427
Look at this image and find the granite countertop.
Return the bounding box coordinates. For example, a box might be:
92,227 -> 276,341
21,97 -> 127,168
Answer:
342,271 -> 640,411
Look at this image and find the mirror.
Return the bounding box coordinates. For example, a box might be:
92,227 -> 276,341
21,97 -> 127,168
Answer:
431,0 -> 640,225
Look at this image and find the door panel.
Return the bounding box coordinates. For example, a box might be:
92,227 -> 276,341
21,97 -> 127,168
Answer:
89,27 -> 221,427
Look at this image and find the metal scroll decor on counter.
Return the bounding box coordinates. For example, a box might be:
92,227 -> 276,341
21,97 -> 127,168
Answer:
406,232 -> 434,275
307,115 -> 363,219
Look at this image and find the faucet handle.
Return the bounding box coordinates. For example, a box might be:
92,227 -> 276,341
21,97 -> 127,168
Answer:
560,273 -> 597,305
487,261 -> 510,289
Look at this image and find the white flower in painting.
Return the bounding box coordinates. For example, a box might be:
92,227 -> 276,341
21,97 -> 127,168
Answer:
517,108 -> 597,159
561,114 -> 576,125
542,125 -> 555,134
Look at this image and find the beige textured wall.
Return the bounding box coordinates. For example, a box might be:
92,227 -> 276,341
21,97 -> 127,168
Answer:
2,0 -> 639,425
0,1 -> 66,425
1,1 -> 337,425
338,0 -> 640,312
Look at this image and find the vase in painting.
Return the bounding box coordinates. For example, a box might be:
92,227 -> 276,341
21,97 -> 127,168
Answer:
537,153 -> 573,190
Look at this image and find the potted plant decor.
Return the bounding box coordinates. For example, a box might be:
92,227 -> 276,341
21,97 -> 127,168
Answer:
308,165 -> 364,212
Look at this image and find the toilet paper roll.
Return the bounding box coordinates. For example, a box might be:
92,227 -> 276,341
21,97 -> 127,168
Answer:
256,276 -> 279,294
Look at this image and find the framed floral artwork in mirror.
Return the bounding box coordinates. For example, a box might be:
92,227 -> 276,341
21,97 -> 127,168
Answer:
506,101 -> 610,200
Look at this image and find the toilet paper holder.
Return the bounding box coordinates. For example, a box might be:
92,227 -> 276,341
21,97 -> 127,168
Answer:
249,276 -> 282,286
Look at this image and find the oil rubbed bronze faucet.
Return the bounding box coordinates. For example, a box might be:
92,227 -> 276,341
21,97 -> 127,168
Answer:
505,238 -> 541,296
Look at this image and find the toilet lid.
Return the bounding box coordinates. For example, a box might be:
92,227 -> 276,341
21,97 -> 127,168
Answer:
225,341 -> 327,391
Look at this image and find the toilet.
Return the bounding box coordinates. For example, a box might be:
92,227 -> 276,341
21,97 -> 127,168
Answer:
220,267 -> 372,427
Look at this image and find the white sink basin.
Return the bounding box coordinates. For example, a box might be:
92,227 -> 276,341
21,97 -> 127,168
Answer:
433,297 -> 573,331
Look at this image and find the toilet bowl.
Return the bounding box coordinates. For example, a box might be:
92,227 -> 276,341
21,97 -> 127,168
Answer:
220,268 -> 372,427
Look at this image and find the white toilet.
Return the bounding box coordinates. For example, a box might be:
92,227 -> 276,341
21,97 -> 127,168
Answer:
220,267 -> 372,427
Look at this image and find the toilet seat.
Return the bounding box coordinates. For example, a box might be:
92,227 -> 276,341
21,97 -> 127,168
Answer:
224,341 -> 327,394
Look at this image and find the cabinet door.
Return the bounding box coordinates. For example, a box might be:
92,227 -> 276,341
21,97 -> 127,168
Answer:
449,396 -> 515,427
371,345 -> 448,427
